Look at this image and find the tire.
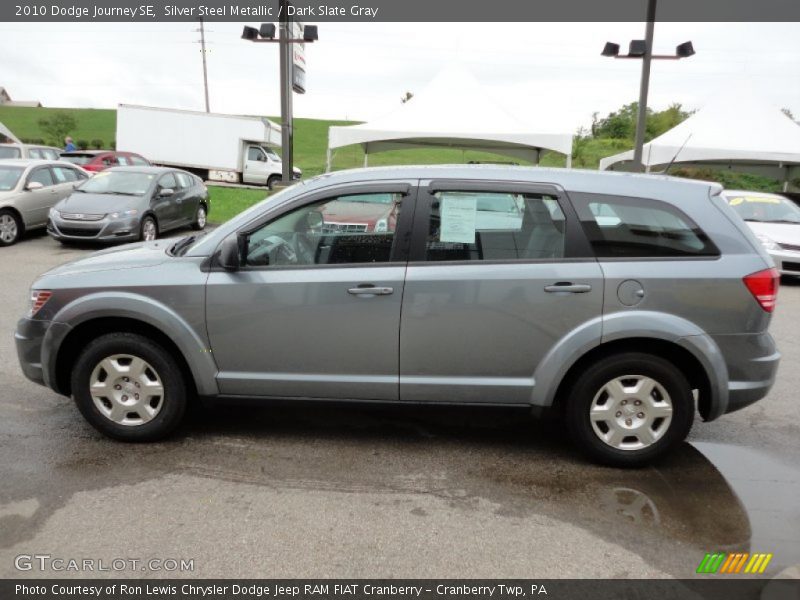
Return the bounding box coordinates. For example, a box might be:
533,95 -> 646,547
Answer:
267,175 -> 280,191
71,332 -> 187,442
191,203 -> 207,231
565,352 -> 694,468
140,215 -> 158,241
0,209 -> 23,246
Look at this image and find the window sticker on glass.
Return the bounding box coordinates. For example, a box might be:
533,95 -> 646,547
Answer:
439,194 -> 477,244
729,195 -> 781,206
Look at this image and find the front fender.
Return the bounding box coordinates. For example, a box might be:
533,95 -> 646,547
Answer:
531,311 -> 728,420
43,291 -> 219,397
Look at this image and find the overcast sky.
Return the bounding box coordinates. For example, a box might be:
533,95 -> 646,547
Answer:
1,22 -> 798,131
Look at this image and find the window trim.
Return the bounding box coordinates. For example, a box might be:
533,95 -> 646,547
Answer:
569,191 -> 721,260
409,179 -> 594,264
210,181 -> 419,272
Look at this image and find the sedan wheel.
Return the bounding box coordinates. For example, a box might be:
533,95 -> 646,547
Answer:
141,217 -> 157,241
89,354 -> 164,426
0,211 -> 21,246
192,205 -> 207,230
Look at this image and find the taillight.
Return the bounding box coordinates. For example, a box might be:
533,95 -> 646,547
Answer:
743,268 -> 779,312
29,290 -> 52,317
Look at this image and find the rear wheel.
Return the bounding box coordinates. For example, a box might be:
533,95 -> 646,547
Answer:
71,332 -> 187,441
0,209 -> 22,246
140,216 -> 158,241
565,352 -> 694,467
191,204 -> 207,230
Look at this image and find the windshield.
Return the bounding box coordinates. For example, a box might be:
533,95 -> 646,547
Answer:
0,166 -> 24,191
726,193 -> 800,224
262,146 -> 280,161
0,146 -> 21,159
61,154 -> 94,166
76,171 -> 154,195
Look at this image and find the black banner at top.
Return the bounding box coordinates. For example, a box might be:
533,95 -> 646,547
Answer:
3,0 -> 800,22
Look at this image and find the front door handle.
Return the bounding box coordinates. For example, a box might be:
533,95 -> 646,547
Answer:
544,282 -> 592,294
347,285 -> 394,296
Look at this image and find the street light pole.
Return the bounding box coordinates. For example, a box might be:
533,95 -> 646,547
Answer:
278,0 -> 293,185
198,17 -> 210,112
632,0 -> 657,171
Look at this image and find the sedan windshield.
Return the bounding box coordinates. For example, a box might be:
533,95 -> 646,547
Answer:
727,193 -> 800,224
0,146 -> 22,159
76,171 -> 154,196
0,166 -> 24,191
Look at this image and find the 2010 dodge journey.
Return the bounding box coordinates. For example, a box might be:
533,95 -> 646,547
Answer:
15,166 -> 781,466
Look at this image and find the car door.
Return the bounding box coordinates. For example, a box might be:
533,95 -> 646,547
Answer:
399,180 -> 604,405
50,165 -> 83,203
152,172 -> 180,230
20,166 -> 59,226
243,145 -> 269,185
175,172 -> 199,223
205,181 -> 417,400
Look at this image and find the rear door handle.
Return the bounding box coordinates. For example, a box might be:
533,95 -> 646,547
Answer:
347,285 -> 393,296
544,282 -> 592,294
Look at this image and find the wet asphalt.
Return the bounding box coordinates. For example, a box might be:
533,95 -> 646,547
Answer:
0,231 -> 798,581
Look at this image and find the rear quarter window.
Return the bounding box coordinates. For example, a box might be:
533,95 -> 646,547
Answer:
571,193 -> 719,258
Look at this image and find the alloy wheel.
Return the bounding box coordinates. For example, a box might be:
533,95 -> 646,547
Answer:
142,219 -> 157,241
197,206 -> 207,228
0,214 -> 18,243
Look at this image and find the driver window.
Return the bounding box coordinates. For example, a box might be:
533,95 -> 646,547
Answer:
247,147 -> 266,162
244,192 -> 403,267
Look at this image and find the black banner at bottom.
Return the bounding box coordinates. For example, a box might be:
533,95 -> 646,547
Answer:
3,579 -> 800,600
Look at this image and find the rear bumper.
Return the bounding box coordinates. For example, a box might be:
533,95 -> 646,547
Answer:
712,332 -> 780,415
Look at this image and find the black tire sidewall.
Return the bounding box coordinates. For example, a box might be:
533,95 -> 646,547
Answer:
0,209 -> 22,246
71,332 -> 186,441
566,352 -> 694,467
267,176 -> 279,190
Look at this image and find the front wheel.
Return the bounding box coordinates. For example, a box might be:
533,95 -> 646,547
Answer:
565,352 -> 694,467
0,209 -> 22,246
140,215 -> 158,241
267,175 -> 280,191
191,204 -> 207,231
71,332 -> 187,441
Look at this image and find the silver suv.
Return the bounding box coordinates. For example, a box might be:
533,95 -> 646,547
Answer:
15,166 -> 781,466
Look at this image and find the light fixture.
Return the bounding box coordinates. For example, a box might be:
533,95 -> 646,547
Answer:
628,40 -> 647,57
259,23 -> 276,39
241,26 -> 259,41
601,42 -> 620,57
676,41 -> 695,58
302,25 -> 319,42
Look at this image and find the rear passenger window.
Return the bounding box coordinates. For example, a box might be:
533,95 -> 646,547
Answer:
28,168 -> 55,187
158,173 -> 178,190
425,191 -> 566,261
52,166 -> 78,182
117,156 -> 131,165
130,156 -> 149,166
175,173 -> 193,188
573,194 -> 718,258
28,148 -> 43,159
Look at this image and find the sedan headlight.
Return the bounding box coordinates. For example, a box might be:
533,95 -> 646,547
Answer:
107,209 -> 139,219
756,234 -> 781,252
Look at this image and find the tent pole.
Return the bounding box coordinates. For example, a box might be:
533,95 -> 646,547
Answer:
325,148 -> 332,173
566,152 -> 572,169
363,143 -> 369,168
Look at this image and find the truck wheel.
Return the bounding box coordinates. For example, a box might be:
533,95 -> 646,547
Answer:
71,332 -> 188,442
0,209 -> 23,246
565,352 -> 694,468
267,175 -> 280,190
191,204 -> 207,231
140,216 -> 158,241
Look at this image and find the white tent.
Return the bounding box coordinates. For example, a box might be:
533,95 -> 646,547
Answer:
0,121 -> 21,143
599,95 -> 800,190
326,68 -> 573,171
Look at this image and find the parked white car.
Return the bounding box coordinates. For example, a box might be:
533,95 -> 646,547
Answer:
722,190 -> 800,276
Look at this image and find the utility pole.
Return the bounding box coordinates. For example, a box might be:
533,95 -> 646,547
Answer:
278,0 -> 293,184
632,0 -> 657,171
198,17 -> 210,112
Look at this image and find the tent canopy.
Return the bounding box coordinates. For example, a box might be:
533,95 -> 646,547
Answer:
327,68 -> 573,170
599,95 -> 800,187
0,121 -> 21,143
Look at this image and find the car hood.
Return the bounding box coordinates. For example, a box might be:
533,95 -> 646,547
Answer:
745,221 -> 800,245
39,241 -> 171,279
55,192 -> 141,215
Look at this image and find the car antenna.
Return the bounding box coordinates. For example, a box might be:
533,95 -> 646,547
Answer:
664,134 -> 692,175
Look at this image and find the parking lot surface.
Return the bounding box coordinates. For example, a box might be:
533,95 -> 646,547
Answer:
0,232 -> 799,579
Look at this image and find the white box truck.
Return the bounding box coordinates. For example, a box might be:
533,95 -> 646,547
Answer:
116,104 -> 300,189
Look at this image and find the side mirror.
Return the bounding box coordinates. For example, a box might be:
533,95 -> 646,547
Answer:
219,235 -> 241,271
306,210 -> 324,230
159,188 -> 174,197
26,181 -> 44,191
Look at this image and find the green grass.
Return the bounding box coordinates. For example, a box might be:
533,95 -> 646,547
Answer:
207,185 -> 270,224
0,105 -> 117,147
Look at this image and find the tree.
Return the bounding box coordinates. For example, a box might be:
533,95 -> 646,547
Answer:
590,102 -> 692,141
37,111 -> 77,147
